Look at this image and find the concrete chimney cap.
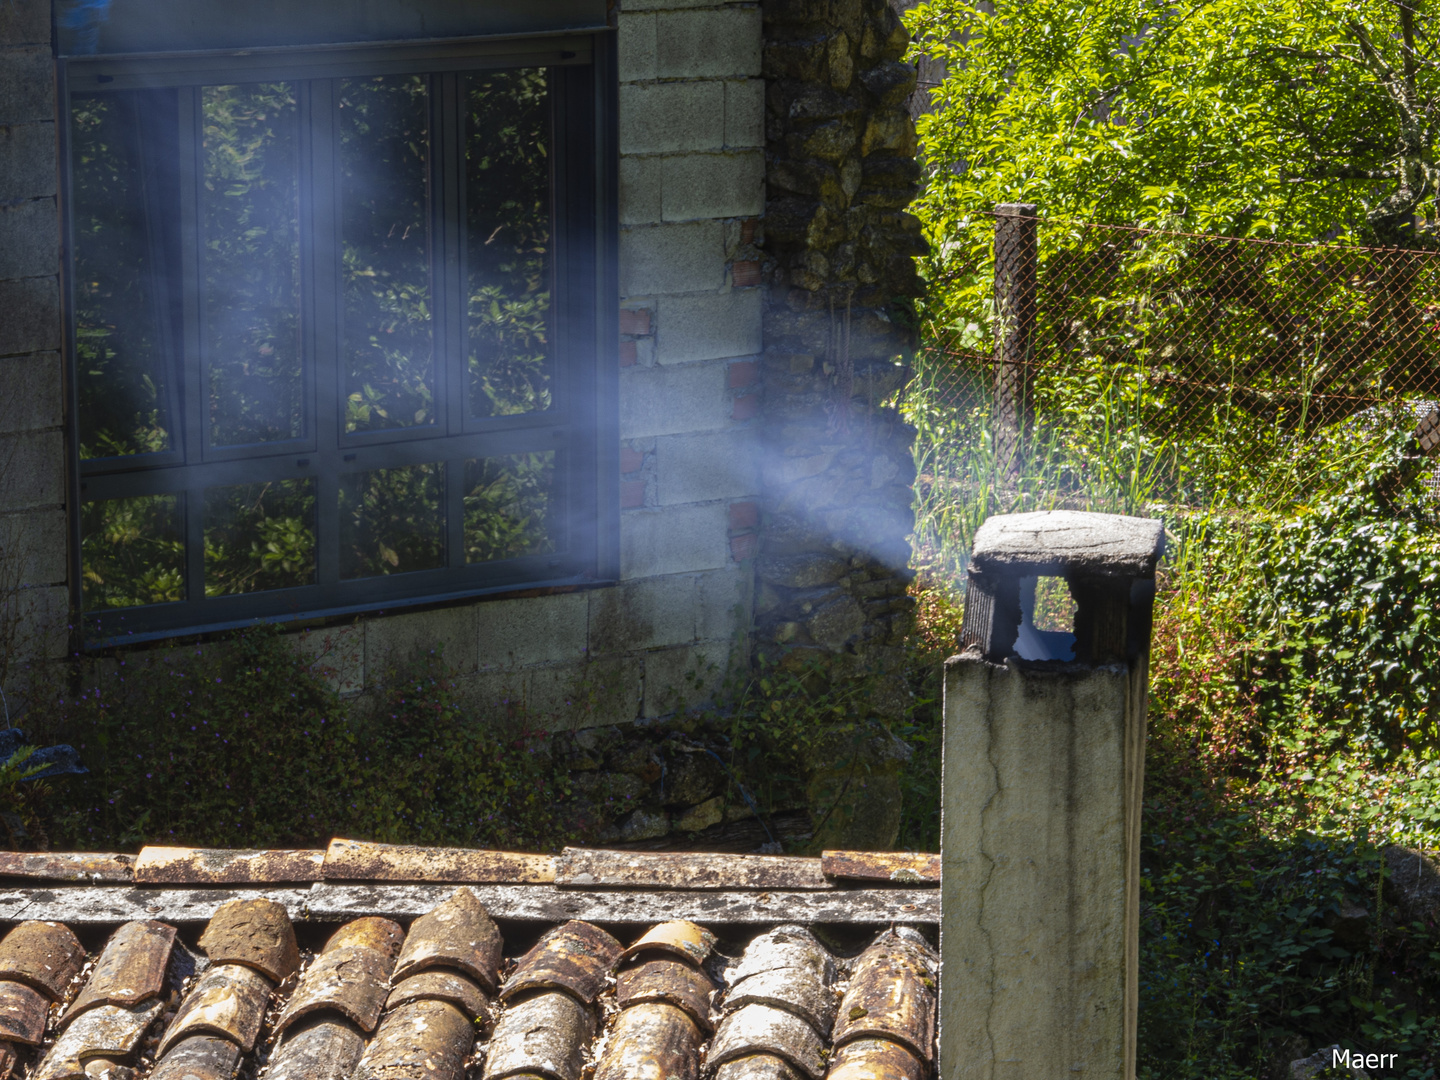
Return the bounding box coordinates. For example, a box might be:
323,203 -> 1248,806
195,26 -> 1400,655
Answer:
970,510 -> 1165,578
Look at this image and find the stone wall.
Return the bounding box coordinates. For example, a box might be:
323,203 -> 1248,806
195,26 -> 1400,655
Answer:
754,0 -> 926,702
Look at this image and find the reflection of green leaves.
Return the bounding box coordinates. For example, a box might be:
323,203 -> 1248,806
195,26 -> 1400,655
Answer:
81,495 -> 185,609
463,453 -> 556,563
339,464 -> 445,579
203,481 -> 315,598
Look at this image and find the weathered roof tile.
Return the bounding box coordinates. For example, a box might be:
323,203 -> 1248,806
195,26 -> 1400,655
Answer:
135,846 -> 324,885
0,921 -> 85,1000
60,920 -> 175,1027
500,920 -> 622,1005
326,839 -> 555,884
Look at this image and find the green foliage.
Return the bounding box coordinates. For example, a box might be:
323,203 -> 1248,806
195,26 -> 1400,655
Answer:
22,625 -> 574,851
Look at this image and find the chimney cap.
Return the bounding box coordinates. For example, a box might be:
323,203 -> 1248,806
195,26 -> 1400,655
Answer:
971,511 -> 1165,579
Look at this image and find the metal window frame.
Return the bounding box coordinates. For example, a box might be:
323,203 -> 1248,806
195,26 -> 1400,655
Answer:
59,29 -> 619,649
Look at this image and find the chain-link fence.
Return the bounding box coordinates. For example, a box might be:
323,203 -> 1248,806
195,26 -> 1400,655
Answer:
909,209 -> 1440,514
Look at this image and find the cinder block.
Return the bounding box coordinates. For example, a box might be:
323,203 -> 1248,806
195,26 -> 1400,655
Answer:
0,197 -> 56,280
0,46 -> 52,124
475,590 -> 589,669
619,81 -> 725,155
290,623 -> 366,696
724,79 -> 765,148
656,429 -> 757,504
0,509 -> 65,587
0,276 -> 58,355
0,430 -> 63,513
4,584 -> 68,666
697,563 -> 754,640
642,640 -> 733,716
0,1 -> 48,46
661,151 -> 764,221
623,0 -> 748,9
527,655 -> 644,731
618,12 -> 657,82
656,9 -> 762,79
0,122 -> 55,200
619,156 -> 662,225
620,359 -> 729,438
620,220 -> 726,296
588,574 -> 697,653
620,503 -> 730,579
0,352 -> 61,434
364,603 -> 480,678
656,289 -> 762,363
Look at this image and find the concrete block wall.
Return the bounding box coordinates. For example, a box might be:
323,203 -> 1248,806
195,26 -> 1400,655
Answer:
0,1 -> 68,680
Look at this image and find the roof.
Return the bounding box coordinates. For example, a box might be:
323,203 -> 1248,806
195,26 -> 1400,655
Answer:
0,843 -> 940,1080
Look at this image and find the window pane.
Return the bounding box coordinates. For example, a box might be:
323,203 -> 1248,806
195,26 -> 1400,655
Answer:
465,69 -> 553,419
203,83 -> 303,446
338,463 -> 444,578
463,452 -> 558,563
80,495 -> 184,610
339,75 -> 435,433
203,479 -> 316,596
71,91 -> 180,459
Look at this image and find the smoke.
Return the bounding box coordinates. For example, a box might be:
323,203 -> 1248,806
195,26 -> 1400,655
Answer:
60,0 -> 113,54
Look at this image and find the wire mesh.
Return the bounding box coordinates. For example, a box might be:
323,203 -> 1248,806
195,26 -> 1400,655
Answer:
910,214 -> 1440,509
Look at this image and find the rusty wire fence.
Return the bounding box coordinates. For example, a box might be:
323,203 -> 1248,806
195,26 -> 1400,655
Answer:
905,210 -> 1440,561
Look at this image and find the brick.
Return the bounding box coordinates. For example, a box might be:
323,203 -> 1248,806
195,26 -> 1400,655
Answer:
620,220 -> 726,296
0,275 -> 57,355
727,500 -> 759,531
620,446 -> 646,473
728,359 -> 758,388
0,1 -> 48,46
364,604 -> 479,678
618,12 -> 657,82
619,81 -> 725,154
588,574 -> 697,653
621,479 -> 647,508
0,197 -> 56,279
660,151 -> 764,221
0,429 -> 63,512
0,121 -> 55,199
620,503 -> 730,578
729,532 -> 758,561
0,508 -> 65,587
619,308 -> 652,335
724,78 -> 765,148
732,260 -> 761,287
655,429 -> 757,504
655,9 -> 762,79
619,155 -> 662,225
697,564 -> 754,640
620,359 -> 729,439
290,624 -> 366,696
0,46 -> 51,124
0,351 -> 61,434
655,288 -> 762,363
474,590 -> 589,669
732,392 -> 760,420
619,339 -> 639,366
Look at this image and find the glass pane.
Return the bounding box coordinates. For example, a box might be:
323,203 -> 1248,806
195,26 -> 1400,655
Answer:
338,463 -> 444,579
202,83 -> 303,447
465,69 -> 553,419
203,479 -> 316,596
463,452 -> 558,563
339,75 -> 435,433
71,90 -> 180,459
80,495 -> 184,610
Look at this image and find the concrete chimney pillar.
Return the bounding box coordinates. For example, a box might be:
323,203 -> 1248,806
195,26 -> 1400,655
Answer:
939,511 -> 1164,1080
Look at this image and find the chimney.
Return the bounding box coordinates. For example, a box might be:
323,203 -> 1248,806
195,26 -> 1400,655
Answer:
939,511 -> 1164,1079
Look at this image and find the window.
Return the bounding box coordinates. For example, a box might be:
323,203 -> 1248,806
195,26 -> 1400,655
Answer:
61,13 -> 618,645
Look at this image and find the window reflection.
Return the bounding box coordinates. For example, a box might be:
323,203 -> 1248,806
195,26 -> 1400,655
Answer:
202,83 -> 303,447
203,480 -> 316,596
339,463 -> 445,578
339,75 -> 435,433
465,69 -> 553,419
80,495 -> 185,610
463,451 -> 558,563
71,90 -> 180,459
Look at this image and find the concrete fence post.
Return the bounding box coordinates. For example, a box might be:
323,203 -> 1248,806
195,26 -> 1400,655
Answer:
940,510 -> 1163,1080
992,204 -> 1038,472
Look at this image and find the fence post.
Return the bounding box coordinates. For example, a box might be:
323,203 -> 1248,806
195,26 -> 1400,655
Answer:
993,203 -> 1038,470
